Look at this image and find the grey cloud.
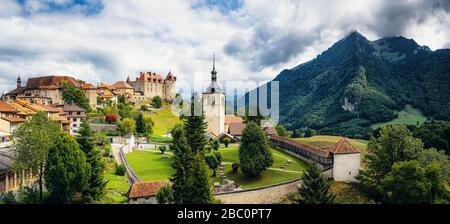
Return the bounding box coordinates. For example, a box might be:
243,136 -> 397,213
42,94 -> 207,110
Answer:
224,24 -> 317,70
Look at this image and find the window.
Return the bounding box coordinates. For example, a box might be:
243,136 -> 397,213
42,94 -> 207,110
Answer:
77,112 -> 81,115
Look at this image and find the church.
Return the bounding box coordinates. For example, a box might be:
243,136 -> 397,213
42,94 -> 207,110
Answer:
202,56 -> 225,136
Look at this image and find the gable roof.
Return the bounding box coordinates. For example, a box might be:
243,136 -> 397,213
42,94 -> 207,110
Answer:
165,71 -> 176,81
229,123 -> 246,136
63,103 -> 85,112
5,87 -> 26,96
2,117 -> 27,123
112,81 -> 133,89
329,138 -> 360,155
128,181 -> 168,199
0,101 -> 18,113
82,83 -> 96,90
270,135 -> 332,158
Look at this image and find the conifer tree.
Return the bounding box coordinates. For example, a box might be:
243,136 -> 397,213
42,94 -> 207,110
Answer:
297,164 -> 335,204
184,93 -> 208,153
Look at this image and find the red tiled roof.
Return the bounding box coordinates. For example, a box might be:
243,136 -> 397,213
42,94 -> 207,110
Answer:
229,123 -> 246,136
2,117 -> 27,123
0,101 -> 18,113
25,76 -> 81,89
165,71 -> 176,81
138,72 -> 164,83
270,135 -> 332,158
63,103 -> 85,112
112,81 -> 133,89
82,83 -> 96,89
263,126 -> 277,135
37,104 -> 60,113
329,138 -> 360,154
128,181 -> 168,199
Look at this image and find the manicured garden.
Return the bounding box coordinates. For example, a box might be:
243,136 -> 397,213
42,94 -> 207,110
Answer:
125,146 -> 310,190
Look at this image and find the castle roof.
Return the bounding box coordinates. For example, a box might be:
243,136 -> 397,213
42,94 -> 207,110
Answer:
138,72 -> 164,83
165,71 -> 176,81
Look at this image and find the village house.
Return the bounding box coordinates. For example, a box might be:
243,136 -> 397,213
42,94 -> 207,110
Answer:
64,103 -> 86,135
112,81 -> 134,97
82,83 -> 98,108
127,181 -> 168,204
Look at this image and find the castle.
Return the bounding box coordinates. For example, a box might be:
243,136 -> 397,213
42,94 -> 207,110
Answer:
4,71 -> 177,108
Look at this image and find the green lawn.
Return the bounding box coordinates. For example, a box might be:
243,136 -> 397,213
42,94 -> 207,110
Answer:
97,160 -> 130,204
145,103 -> 181,140
126,151 -> 174,181
126,146 -> 310,190
370,104 -> 427,130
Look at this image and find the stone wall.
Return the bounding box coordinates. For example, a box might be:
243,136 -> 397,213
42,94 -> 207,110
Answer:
215,179 -> 301,204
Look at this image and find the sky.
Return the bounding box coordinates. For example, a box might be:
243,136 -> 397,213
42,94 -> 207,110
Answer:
0,0 -> 450,94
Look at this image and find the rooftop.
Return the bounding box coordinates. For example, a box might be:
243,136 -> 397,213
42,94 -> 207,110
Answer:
128,181 -> 168,199
0,101 -> 18,113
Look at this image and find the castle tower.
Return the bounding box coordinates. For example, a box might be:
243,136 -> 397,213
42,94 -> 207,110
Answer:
164,71 -> 177,101
202,55 -> 225,135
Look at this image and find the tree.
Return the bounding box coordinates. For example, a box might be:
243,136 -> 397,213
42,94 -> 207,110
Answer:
243,107 -> 266,126
118,118 -> 136,135
45,133 -> 90,203
159,145 -> 167,154
152,95 -> 163,108
297,165 -> 335,204
239,122 -> 273,177
105,112 -> 118,124
135,112 -> 154,136
417,148 -> 450,184
304,128 -> 316,137
357,125 -> 424,201
413,120 -> 450,155
210,139 -> 220,151
12,112 -> 60,201
117,102 -> 134,119
232,163 -> 240,173
184,93 -> 208,153
205,153 -> 220,177
170,125 -> 213,204
275,125 -> 290,137
382,160 -> 437,204
62,82 -> 91,112
157,184 -> 174,204
76,119 -> 107,201
222,137 -> 231,148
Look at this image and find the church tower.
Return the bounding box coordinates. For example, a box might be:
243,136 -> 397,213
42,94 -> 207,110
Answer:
202,55 -> 225,136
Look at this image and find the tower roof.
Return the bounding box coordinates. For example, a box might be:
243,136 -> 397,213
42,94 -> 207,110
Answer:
204,54 -> 223,94
329,138 -> 360,154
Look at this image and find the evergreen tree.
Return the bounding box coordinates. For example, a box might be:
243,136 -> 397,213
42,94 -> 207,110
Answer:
45,133 -> 90,203
76,119 -> 107,202
297,165 -> 335,204
12,112 -> 60,201
239,122 -> 273,177
170,125 -> 213,204
184,93 -> 208,153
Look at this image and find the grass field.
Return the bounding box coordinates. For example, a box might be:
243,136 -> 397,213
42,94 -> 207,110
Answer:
145,103 -> 181,139
126,146 -> 309,190
371,104 -> 427,130
126,151 -> 174,181
97,160 -> 130,204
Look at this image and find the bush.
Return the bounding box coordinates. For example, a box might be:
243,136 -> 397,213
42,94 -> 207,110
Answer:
232,163 -> 240,173
157,184 -> 174,204
115,164 -> 126,176
103,145 -> 112,157
105,113 -> 118,124
151,96 -> 163,108
222,137 -> 231,148
159,145 -> 167,154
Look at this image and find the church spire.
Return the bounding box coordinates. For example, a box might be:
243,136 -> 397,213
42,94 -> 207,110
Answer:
211,53 -> 217,81
17,74 -> 22,88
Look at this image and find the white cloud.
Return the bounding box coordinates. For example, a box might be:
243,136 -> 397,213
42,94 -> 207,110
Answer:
0,0 -> 449,95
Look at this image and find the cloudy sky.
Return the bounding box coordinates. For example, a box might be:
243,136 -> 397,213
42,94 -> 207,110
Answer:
0,0 -> 449,94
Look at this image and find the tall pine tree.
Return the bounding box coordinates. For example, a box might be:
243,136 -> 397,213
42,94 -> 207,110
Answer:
76,119 -> 107,202
184,93 -> 208,153
297,164 -> 335,204
170,125 -> 213,204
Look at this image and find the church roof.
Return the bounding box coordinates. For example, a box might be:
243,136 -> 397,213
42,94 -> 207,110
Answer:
225,115 -> 243,125
204,81 -> 223,94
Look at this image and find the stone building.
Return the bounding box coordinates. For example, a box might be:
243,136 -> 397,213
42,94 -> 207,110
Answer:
5,75 -> 82,106
126,71 -> 177,102
64,103 -> 86,135
82,83 -> 98,108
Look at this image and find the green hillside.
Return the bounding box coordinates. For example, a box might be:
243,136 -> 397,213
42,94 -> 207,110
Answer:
371,104 -> 427,129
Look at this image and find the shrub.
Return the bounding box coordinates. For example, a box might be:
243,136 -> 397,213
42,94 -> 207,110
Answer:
222,137 -> 231,148
159,145 -> 167,154
232,163 -> 240,173
115,164 -> 126,176
151,96 -> 163,108
105,113 -> 118,124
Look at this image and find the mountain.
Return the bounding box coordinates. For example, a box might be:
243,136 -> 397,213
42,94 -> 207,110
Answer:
250,31 -> 450,139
